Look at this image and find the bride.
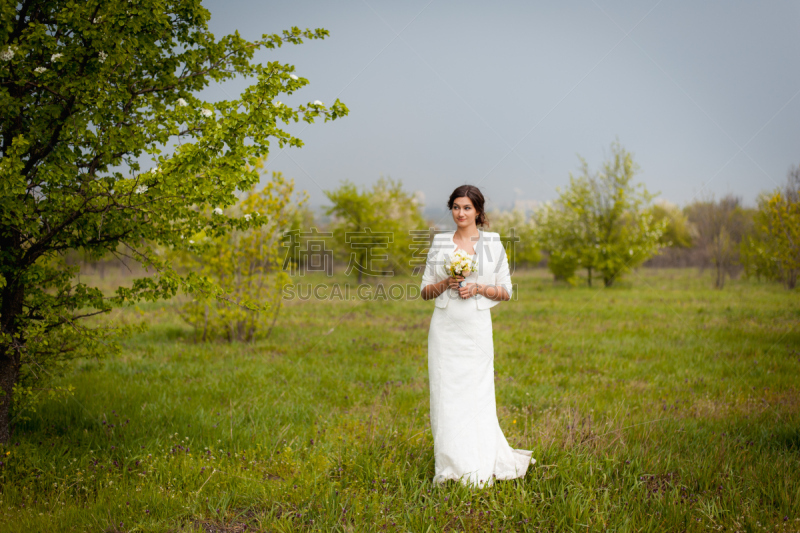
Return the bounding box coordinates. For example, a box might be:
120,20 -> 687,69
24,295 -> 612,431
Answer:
420,184 -> 534,488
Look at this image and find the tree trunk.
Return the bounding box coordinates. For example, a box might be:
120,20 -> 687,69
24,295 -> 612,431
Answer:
0,355 -> 19,444
266,296 -> 282,340
0,282 -> 24,444
587,266 -> 592,287
201,304 -> 209,343
787,269 -> 797,290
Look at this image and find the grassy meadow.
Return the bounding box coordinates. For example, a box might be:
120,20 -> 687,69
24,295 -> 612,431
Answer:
0,267 -> 798,532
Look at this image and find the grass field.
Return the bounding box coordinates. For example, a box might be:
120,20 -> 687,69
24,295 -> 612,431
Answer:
1,267 -> 798,532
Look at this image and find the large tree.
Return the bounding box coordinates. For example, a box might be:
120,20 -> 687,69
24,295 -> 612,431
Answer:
0,0 -> 347,442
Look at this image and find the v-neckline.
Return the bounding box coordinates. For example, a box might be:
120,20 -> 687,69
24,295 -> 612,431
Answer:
451,229 -> 482,256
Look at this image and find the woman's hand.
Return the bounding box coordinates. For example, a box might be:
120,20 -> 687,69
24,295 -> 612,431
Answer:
458,282 -> 479,299
446,275 -> 463,291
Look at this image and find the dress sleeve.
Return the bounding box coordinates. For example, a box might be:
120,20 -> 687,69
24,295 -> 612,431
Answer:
421,236 -> 442,291
495,241 -> 513,299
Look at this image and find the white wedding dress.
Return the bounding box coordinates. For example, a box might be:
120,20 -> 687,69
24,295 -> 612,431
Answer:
426,252 -> 534,488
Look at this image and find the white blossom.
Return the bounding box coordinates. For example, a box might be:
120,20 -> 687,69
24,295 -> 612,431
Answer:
150,166 -> 160,174
273,101 -> 283,107
313,100 -> 323,106
0,45 -> 17,61
213,207 -> 223,215
134,185 -> 148,194
289,74 -> 298,80
244,214 -> 252,221
176,98 -> 188,107
189,240 -> 195,244
34,66 -> 47,74
93,17 -> 102,23
98,51 -> 107,63
50,53 -> 63,61
201,108 -> 213,118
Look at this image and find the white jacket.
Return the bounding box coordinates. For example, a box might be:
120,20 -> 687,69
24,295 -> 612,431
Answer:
420,230 -> 513,310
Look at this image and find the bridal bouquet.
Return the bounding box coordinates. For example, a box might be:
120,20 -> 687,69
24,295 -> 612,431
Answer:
445,249 -> 478,288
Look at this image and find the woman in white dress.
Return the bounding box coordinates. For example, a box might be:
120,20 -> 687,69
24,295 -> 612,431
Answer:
420,185 -> 534,488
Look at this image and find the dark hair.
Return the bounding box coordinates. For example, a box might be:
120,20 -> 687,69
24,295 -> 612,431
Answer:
447,185 -> 488,227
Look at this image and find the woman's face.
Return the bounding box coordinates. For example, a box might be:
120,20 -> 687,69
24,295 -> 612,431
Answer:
451,196 -> 478,228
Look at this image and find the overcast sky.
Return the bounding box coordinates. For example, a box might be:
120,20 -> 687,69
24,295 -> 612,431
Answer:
200,0 -> 799,214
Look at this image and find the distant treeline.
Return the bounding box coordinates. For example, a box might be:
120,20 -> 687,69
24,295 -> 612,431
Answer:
70,145 -> 799,292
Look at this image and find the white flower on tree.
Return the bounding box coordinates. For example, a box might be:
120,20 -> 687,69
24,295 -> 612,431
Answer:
98,51 -> 107,63
50,53 -> 63,61
201,108 -> 213,117
213,207 -> 223,215
313,100 -> 323,106
176,98 -> 188,107
289,74 -> 298,80
134,185 -> 148,194
1,45 -> 17,61
273,101 -> 283,107
243,214 -> 252,221
34,66 -> 47,74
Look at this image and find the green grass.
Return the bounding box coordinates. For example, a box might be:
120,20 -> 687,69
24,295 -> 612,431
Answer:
1,268 -> 799,532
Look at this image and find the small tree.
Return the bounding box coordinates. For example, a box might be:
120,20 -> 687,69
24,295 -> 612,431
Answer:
685,195 -> 752,289
533,199 -> 582,283
741,166 -> 800,289
172,169 -> 303,342
324,177 -> 426,283
535,141 -> 665,286
487,208 -> 542,269
642,200 -> 697,268
652,200 -> 693,249
0,1 -> 347,442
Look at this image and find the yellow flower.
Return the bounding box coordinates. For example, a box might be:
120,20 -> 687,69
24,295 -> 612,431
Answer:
5,451 -> 9,456
513,420 -> 517,424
